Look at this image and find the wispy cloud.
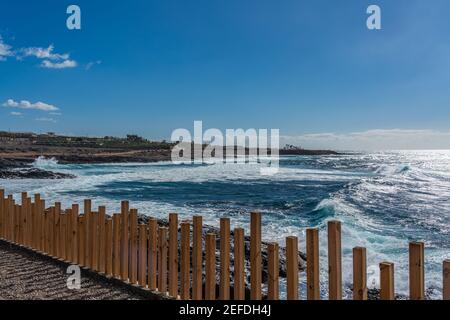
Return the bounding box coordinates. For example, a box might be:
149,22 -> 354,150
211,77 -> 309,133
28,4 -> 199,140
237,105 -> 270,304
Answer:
41,59 -> 77,69
35,117 -> 57,123
20,45 -> 69,61
2,99 -> 59,111
281,129 -> 450,150
10,111 -> 23,116
0,34 -> 78,69
0,36 -> 13,61
85,60 -> 102,70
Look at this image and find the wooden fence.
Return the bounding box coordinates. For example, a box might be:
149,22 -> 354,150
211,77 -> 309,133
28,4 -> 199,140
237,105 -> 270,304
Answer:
0,189 -> 449,300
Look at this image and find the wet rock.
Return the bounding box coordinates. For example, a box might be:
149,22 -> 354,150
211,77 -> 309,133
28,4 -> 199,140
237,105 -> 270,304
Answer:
0,168 -> 75,179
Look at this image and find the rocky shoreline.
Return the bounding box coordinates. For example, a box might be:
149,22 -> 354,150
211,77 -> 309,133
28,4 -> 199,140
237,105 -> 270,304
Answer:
0,158 -> 75,180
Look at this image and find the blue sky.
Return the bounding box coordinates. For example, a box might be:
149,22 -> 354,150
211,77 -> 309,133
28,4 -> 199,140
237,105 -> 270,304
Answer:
1,0 -> 450,149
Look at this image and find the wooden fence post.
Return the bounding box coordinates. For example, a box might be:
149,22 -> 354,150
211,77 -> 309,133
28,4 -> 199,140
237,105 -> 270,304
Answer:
40,200 -> 45,251
98,206 -> 106,273
78,216 -> 86,267
250,211 -> 262,300
233,228 -> 245,300
444,260 -> 450,300
91,211 -> 99,270
72,204 -> 79,263
306,228 -> 320,300
379,262 -> 395,300
0,189 -> 3,239
84,199 -> 92,268
66,208 -> 72,261
66,209 -> 73,262
129,208 -> 138,284
112,214 -> 121,278
220,218 -> 230,300
180,221 -> 190,300
54,203 -> 61,258
409,242 -> 425,300
353,247 -> 367,300
267,242 -> 279,300
148,218 -> 158,290
60,211 -> 66,260
48,207 -> 54,256
328,220 -> 342,300
192,215 -> 203,300
105,218 -> 113,276
120,201 -> 129,281
169,213 -> 179,297
286,236 -> 299,300
158,226 -> 168,295
205,233 -> 216,300
138,223 -> 147,286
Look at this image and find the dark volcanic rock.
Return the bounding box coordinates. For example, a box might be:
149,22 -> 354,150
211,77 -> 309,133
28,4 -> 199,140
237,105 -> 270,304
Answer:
0,168 -> 75,179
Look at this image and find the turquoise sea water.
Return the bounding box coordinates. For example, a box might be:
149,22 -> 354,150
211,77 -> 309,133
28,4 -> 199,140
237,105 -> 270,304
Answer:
2,150 -> 450,299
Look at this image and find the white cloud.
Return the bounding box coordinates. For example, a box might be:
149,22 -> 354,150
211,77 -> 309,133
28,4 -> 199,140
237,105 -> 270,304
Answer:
35,117 -> 57,123
2,99 -> 59,111
281,129 -> 450,151
49,112 -> 62,116
10,111 -> 23,116
21,45 -> 69,60
41,59 -> 77,69
85,60 -> 102,70
0,36 -> 14,61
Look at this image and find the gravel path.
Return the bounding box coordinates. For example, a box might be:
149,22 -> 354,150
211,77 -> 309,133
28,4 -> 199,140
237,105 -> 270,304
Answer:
0,241 -> 147,300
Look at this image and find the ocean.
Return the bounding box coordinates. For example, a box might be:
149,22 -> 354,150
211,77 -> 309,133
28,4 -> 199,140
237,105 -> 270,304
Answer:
2,150 -> 450,299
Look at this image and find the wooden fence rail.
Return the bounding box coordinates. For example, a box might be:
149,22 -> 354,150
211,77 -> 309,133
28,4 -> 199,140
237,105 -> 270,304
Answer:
0,189 -> 449,300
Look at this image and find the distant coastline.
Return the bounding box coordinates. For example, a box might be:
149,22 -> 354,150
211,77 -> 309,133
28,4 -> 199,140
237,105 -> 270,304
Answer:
0,131 -> 339,179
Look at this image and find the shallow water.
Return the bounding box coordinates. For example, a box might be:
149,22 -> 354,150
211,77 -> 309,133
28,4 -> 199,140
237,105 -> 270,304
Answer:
2,150 -> 450,299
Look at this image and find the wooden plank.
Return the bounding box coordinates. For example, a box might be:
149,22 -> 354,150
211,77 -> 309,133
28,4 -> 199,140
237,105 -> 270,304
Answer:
120,201 -> 129,281
380,262 -> 395,300
138,223 -> 147,286
60,212 -> 67,260
327,220 -> 342,300
84,199 -> 92,268
71,204 -> 79,263
40,200 -> 45,251
54,203 -> 61,258
106,218 -> 113,276
205,233 -> 216,300
180,221 -> 190,300
91,211 -> 99,270
129,208 -> 138,284
267,242 -> 279,300
286,236 -> 299,300
409,242 -> 425,300
353,247 -> 367,300
250,211 -> 262,300
112,214 -> 121,278
66,208 -> 72,261
168,213 -> 179,297
220,218 -> 230,300
148,218 -> 158,290
98,206 -> 106,273
158,226 -> 168,294
78,216 -> 86,267
306,228 -> 320,300
444,260 -> 450,300
192,215 -> 203,300
65,209 -> 72,262
233,228 -> 245,300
